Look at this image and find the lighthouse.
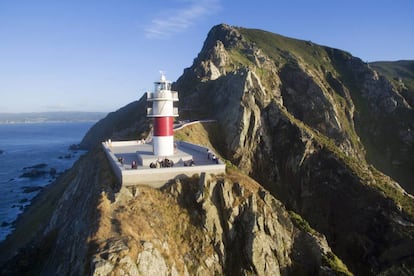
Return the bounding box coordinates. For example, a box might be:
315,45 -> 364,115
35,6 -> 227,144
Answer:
147,73 -> 179,156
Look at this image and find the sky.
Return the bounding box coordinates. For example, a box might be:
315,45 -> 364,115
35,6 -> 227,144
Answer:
0,0 -> 413,113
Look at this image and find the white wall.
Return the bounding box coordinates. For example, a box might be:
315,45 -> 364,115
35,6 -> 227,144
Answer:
102,142 -> 226,188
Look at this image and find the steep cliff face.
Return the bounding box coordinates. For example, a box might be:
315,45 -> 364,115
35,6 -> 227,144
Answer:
174,24 -> 414,274
0,149 -> 117,275
177,25 -> 414,192
3,24 -> 413,275
0,149 -> 351,275
370,60 -> 414,108
328,52 -> 414,192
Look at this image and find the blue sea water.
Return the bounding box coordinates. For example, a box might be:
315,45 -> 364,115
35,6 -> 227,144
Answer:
0,122 -> 94,241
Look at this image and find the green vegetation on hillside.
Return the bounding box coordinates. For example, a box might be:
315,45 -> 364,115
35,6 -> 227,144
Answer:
234,27 -> 363,155
80,98 -> 150,149
370,60 -> 414,91
280,104 -> 414,219
322,251 -> 353,276
174,121 -> 226,157
289,211 -> 317,235
238,27 -> 339,73
289,211 -> 352,275
227,48 -> 252,69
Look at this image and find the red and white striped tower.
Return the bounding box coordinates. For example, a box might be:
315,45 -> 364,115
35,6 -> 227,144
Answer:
147,73 -> 179,156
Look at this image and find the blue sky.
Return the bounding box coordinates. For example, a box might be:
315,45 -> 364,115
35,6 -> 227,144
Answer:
0,0 -> 413,113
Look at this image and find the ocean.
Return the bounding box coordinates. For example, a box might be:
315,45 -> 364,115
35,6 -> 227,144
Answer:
0,121 -> 95,241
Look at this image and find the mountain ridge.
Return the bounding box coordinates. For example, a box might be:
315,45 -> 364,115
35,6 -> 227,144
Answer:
174,24 -> 414,274
78,23 -> 414,274
1,24 -> 413,275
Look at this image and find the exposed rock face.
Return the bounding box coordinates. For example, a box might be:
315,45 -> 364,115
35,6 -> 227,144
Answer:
163,172 -> 348,275
0,149 -> 114,275
370,60 -> 414,108
34,150 -> 115,275
0,148 -> 351,275
174,24 -> 414,274
328,50 -> 414,190
2,24 -> 413,275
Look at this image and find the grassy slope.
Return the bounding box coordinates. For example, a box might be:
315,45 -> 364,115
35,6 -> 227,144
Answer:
237,27 -> 339,72
282,106 -> 414,218
80,97 -> 149,149
231,27 -> 414,219
174,121 -> 226,158
238,28 -> 363,151
175,121 -> 352,274
90,181 -> 211,275
370,60 -> 414,91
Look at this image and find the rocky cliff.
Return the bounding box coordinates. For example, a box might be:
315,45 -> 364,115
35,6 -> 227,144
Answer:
173,24 -> 414,274
0,148 -> 350,275
1,24 -> 414,275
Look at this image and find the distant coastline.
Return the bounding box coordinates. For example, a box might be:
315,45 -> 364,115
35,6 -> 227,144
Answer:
0,111 -> 107,124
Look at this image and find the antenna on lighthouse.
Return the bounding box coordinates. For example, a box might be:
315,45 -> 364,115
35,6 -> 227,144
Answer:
159,70 -> 166,82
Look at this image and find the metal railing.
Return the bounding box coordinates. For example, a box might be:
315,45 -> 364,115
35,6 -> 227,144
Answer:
147,107 -> 179,116
147,91 -> 178,100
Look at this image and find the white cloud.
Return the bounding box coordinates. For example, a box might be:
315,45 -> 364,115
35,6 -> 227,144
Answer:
145,0 -> 221,39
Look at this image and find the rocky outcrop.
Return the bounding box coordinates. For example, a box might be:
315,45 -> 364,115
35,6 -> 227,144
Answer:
176,24 -> 414,192
0,148 -> 351,275
370,60 -> 414,108
162,172 -> 349,275
174,24 -> 414,274
3,23 -> 413,275
83,169 -> 351,275
327,50 -> 414,191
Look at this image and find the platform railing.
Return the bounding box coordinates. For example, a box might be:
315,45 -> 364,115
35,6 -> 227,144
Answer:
147,107 -> 179,116
147,91 -> 178,100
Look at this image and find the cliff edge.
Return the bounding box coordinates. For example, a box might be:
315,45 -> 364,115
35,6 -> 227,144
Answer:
1,24 -> 414,275
174,24 -> 414,274
0,147 -> 350,275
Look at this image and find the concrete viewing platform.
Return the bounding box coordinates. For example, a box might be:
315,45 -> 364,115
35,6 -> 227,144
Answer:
102,140 -> 226,188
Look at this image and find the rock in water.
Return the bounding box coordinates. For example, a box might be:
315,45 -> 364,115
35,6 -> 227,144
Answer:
23,163 -> 48,170
19,169 -> 47,178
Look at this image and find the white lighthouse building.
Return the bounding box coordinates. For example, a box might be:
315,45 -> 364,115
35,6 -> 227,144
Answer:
101,72 -> 226,186
147,73 -> 179,156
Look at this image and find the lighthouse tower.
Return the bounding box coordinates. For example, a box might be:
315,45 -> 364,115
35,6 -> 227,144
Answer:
147,73 -> 179,156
